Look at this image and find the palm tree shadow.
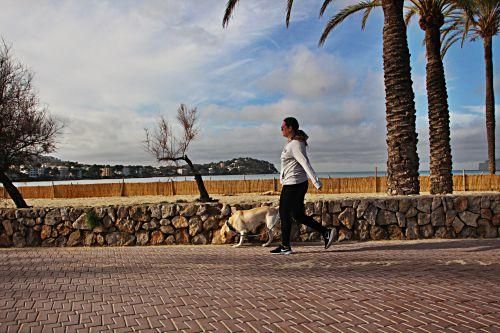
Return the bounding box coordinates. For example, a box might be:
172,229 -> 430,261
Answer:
325,239 -> 500,253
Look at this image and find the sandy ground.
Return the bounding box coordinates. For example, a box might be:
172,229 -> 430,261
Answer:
0,191 -> 497,208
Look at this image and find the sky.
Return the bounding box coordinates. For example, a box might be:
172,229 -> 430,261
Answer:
0,0 -> 498,172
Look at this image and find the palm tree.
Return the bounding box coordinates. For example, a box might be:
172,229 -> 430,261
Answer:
403,1 -> 464,193
320,0 -> 420,195
223,0 -> 421,195
320,0 -> 459,194
443,0 -> 499,174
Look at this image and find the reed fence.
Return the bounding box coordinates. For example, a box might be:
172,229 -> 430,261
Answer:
0,175 -> 498,199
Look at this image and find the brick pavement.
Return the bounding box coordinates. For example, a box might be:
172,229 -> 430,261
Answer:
0,239 -> 499,333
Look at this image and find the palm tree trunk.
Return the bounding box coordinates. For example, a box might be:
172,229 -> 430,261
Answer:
424,25 -> 453,194
183,155 -> 212,202
484,36 -> 496,174
0,170 -> 29,208
381,0 -> 420,195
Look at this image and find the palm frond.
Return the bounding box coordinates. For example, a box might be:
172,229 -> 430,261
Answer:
404,8 -> 418,26
222,0 -> 240,28
441,30 -> 462,58
319,0 -> 381,46
462,15 -> 474,45
408,0 -> 424,13
441,36 -> 459,58
320,0 -> 335,17
361,5 -> 377,30
286,0 -> 294,27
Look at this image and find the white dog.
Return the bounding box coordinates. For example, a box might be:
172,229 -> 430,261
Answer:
222,206 -> 280,247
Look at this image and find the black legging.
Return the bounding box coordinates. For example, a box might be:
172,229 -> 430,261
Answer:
279,181 -> 328,247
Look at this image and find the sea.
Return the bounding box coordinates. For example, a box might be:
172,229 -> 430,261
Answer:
11,170 -> 489,187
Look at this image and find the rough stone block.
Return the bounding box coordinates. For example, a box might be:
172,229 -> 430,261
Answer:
180,204 -> 198,217
406,218 -> 419,240
314,202 -> 323,215
136,231 -> 149,245
480,208 -> 492,220
417,213 -> 431,226
416,198 -> 432,213
83,232 -> 95,247
150,230 -> 164,245
458,211 -> 479,227
460,226 -> 477,238
67,230 -> 81,247
175,229 -> 190,244
363,205 -> 378,225
72,214 -> 92,230
328,201 -> 342,214
431,197 -> 442,211
106,232 -> 135,246
203,216 -> 219,231
339,207 -> 356,229
419,224 -> 434,239
468,197 -> 481,213
188,216 -> 203,236
354,220 -> 370,241
396,212 -> 406,228
398,198 -> 412,214
149,205 -> 162,219
115,218 -> 137,234
388,225 -> 404,240
0,234 -> 11,247
192,234 -> 208,245
454,197 -> 468,212
2,220 -> 13,236
161,204 -> 177,218
172,216 -> 189,229
405,207 -> 418,218
370,225 -> 387,240
431,207 -> 445,227
452,217 -> 464,234
356,201 -> 370,218
477,219 -> 497,238
44,210 -> 62,226
445,210 -> 457,226
386,200 -> 399,212
376,210 -> 397,226
338,227 -> 352,242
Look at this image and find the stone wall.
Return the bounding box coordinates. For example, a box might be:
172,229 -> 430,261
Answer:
0,194 -> 499,247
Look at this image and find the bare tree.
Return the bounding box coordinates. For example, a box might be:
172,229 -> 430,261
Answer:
0,40 -> 62,208
145,104 -> 214,202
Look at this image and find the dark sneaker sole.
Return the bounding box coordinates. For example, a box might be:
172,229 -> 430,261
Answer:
325,229 -> 336,249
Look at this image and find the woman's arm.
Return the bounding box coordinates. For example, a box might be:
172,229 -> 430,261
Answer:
290,141 -> 322,189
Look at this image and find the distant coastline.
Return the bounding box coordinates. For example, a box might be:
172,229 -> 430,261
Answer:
11,170 -> 490,187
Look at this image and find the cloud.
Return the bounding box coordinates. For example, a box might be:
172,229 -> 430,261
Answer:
258,46 -> 356,99
0,0 -> 494,172
193,46 -> 388,171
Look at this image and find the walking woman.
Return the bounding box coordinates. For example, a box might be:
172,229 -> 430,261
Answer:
271,117 -> 335,254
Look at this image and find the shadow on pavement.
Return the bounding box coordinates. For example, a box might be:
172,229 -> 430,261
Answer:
328,238 -> 500,253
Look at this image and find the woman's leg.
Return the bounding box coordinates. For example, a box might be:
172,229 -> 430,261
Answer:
279,184 -> 299,247
290,181 -> 328,234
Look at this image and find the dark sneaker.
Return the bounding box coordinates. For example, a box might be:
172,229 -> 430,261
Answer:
324,228 -> 336,249
270,245 -> 292,255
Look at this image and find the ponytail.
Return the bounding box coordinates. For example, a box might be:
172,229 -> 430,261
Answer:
293,129 -> 309,146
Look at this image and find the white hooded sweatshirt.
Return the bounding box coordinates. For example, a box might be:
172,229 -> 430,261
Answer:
280,139 -> 322,189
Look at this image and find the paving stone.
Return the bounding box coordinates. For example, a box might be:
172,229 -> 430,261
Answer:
0,239 -> 499,332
